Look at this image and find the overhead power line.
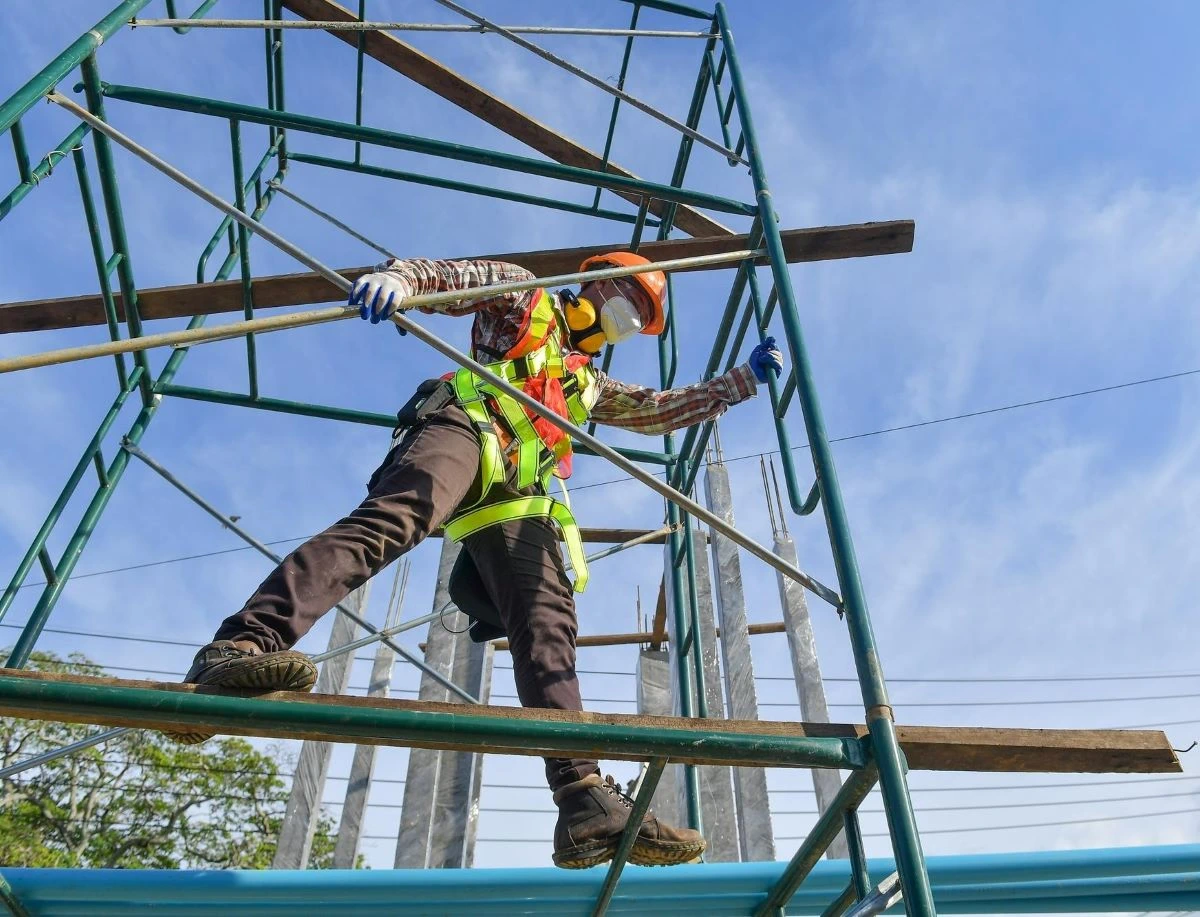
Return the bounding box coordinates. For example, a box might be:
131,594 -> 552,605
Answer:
6,621 -> 1198,687
777,806 -> 1200,840
9,368 -> 1198,590
568,366 -> 1200,494
461,806 -> 1199,843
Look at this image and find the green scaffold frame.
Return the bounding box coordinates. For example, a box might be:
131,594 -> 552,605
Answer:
0,2 -> 982,914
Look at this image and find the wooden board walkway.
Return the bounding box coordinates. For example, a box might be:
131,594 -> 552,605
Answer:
0,669 -> 1179,774
0,223 -> 913,334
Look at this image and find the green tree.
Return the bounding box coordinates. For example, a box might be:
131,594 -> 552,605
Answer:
0,651 -> 354,869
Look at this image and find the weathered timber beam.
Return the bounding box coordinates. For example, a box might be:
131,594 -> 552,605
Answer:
279,0 -> 731,239
0,669 -> 1179,774
650,575 -> 668,648
0,222 -> 914,335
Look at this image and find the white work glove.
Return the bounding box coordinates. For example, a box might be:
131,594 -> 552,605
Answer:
350,272 -> 412,324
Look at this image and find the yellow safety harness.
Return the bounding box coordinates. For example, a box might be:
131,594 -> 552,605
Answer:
442,291 -> 599,592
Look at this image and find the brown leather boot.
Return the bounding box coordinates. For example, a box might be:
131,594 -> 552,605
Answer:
552,773 -> 706,869
165,640 -> 317,745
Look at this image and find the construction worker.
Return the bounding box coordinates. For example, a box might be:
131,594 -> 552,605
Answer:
172,253 -> 784,869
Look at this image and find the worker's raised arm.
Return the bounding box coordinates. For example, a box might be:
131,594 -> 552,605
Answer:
350,258 -> 535,323
589,338 -> 784,435
588,364 -> 758,436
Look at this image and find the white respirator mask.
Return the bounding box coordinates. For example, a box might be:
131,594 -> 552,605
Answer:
599,296 -> 643,344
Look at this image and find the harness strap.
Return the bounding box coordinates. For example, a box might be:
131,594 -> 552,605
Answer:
443,494 -> 589,593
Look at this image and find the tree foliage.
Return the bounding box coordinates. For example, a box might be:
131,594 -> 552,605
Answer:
0,652 -> 353,869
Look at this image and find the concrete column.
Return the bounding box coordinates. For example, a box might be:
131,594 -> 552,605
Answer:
395,540 -> 494,868
774,533 -> 848,859
664,531 -> 739,862
703,461 -> 776,862
272,583 -> 368,869
635,647 -> 682,826
332,576 -> 405,868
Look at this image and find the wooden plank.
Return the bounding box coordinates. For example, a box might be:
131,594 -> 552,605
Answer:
0,669 -> 1179,774
0,221 -> 914,335
650,575 -> 668,648
280,0 -> 732,240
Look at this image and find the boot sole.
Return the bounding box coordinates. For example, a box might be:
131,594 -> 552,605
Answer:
629,837 -> 707,867
167,652 -> 318,745
553,841 -> 617,869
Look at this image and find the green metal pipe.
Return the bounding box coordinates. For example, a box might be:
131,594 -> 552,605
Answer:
289,152 -> 659,227
160,383 -> 395,427
680,510 -> 709,719
590,3 -> 641,212
270,0 -> 287,165
664,502 -> 702,829
777,367 -> 797,417
0,872 -> 31,917
720,295 -> 755,375
197,141 -> 282,283
753,767 -> 879,917
5,372 -> 167,669
9,119 -> 33,184
353,0 -> 366,163
4,140 -> 282,669
161,0 -> 223,33
0,0 -> 152,135
663,277 -> 678,387
71,144 -> 129,390
0,367 -> 144,627
96,83 -> 756,215
705,50 -> 738,161
715,5 -> 934,914
160,383 -> 676,466
122,441 -> 479,704
0,122 -> 90,221
262,0 -> 277,150
591,758 -> 668,916
0,672 -> 867,769
746,264 -> 818,517
672,250 -> 754,478
614,0 -> 713,20
229,120 -> 260,398
818,883 -> 857,917
79,54 -> 153,407
845,810 -> 872,899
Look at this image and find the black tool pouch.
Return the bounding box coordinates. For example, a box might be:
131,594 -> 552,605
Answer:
395,377 -> 455,428
448,549 -> 507,644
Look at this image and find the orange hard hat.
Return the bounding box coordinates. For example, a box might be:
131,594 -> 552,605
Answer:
577,251 -> 666,336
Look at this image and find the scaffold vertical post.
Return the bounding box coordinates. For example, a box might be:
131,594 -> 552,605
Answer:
714,3 -> 935,912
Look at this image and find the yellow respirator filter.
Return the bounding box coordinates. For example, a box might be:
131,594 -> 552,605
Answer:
566,296 -> 606,354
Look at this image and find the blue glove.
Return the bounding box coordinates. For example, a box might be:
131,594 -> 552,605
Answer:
349,272 -> 410,324
749,336 -> 784,383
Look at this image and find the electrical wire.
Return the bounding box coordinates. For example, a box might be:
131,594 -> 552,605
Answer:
567,366 -> 1200,494
776,806 -> 1200,840
9,368 -> 1198,594
463,807 -> 1200,844
7,622 -> 1198,689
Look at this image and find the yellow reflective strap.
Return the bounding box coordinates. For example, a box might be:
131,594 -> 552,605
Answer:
549,500 -> 588,593
485,384 -> 544,489
443,493 -> 589,593
452,368 -> 508,498
524,290 -> 556,353
443,495 -> 588,593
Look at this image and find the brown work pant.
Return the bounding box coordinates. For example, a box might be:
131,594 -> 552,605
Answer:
213,401 -> 599,792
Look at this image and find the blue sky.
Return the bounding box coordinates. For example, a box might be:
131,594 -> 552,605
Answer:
1,0 -> 1198,877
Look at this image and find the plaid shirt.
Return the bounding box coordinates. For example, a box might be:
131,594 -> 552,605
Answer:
379,257 -> 758,435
